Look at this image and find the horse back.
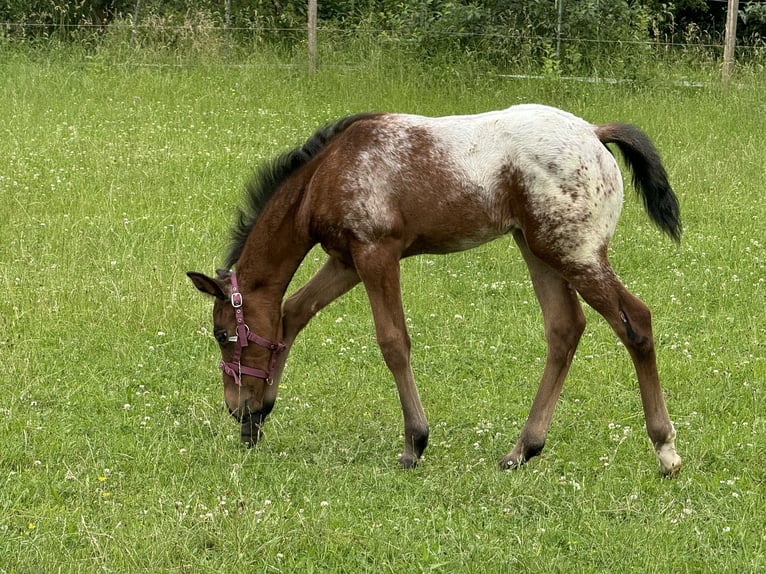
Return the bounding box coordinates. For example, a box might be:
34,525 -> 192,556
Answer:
301,105 -> 624,265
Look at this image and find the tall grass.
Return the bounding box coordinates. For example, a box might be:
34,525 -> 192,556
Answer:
1,47 -> 764,572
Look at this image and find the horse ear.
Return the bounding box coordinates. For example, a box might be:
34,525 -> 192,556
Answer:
187,271 -> 227,301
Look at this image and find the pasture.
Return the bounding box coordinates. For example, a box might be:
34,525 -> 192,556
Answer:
1,49 -> 764,572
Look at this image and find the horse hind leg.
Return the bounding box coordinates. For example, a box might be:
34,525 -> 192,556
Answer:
501,231 -> 586,470
569,264 -> 681,477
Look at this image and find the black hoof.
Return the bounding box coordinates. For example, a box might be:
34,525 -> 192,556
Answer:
240,423 -> 263,447
398,454 -> 419,469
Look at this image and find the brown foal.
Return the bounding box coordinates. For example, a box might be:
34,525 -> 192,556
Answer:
188,104 -> 682,476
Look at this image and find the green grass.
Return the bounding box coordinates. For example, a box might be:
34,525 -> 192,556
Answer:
1,47 -> 765,572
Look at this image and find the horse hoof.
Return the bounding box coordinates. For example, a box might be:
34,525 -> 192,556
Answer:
660,455 -> 682,478
240,426 -> 262,447
398,455 -> 419,469
498,455 -> 523,471
656,442 -> 682,478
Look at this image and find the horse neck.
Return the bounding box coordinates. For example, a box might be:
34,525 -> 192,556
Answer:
235,178 -> 313,320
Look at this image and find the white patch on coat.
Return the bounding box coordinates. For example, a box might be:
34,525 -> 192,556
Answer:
420,105 -> 624,266
340,104 -> 625,264
339,122 -> 417,239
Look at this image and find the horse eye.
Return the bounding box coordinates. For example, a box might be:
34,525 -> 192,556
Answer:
214,330 -> 228,344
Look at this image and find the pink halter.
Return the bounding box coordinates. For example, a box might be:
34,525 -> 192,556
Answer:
219,273 -> 286,386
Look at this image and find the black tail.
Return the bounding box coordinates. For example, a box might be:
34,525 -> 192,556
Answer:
597,123 -> 682,243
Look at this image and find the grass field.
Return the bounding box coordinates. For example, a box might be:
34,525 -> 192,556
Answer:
1,47 -> 765,572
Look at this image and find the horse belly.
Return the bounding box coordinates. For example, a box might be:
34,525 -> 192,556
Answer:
404,231 -> 503,256
401,205 -> 510,256
331,154 -> 509,254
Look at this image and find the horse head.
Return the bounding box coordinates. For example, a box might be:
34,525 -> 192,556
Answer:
187,269 -> 286,446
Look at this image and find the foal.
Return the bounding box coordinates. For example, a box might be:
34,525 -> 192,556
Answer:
188,104 -> 682,476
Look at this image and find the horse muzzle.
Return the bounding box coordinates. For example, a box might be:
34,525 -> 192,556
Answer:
230,402 -> 274,446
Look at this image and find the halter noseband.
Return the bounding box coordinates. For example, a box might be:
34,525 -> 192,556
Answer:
219,273 -> 286,387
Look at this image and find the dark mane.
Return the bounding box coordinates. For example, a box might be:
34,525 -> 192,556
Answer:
224,113 -> 378,269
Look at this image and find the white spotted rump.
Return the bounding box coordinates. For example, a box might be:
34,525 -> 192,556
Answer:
323,104 -> 624,267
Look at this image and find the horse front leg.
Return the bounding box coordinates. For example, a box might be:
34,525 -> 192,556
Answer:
352,242 -> 429,469
261,257 -> 362,413
273,257 -> 361,379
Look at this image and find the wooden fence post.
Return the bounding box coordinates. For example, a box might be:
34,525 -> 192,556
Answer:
308,0 -> 317,75
225,0 -> 232,54
129,0 -> 141,49
722,0 -> 739,84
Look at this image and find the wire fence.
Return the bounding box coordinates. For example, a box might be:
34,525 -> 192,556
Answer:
2,14 -> 764,76
3,20 -> 754,49
4,20 -> 763,48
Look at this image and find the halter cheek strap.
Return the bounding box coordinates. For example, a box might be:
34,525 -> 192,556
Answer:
219,273 -> 286,386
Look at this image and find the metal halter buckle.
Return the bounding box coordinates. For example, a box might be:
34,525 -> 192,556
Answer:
218,272 -> 287,386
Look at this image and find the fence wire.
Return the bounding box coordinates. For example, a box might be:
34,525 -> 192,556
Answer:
2,17 -> 764,65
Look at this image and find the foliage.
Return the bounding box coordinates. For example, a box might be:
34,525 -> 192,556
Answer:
641,0 -> 712,41
2,0 -> 765,75
740,1 -> 766,38
0,0 -> 123,34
